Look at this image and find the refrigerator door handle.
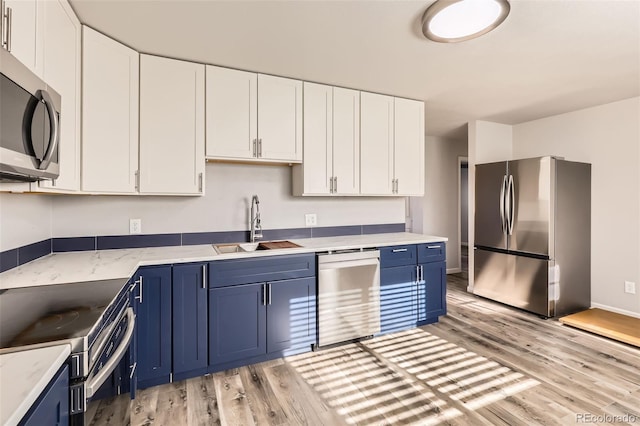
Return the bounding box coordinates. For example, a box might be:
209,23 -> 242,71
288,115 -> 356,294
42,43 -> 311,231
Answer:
500,175 -> 507,234
507,174 -> 515,235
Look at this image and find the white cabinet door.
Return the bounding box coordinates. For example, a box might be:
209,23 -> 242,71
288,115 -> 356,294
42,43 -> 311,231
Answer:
205,65 -> 257,160
332,87 -> 360,195
393,98 -> 424,196
139,54 -> 205,195
360,91 -> 394,195
81,26 -> 139,193
37,0 -> 80,192
257,74 -> 302,162
3,0 -> 41,76
297,82 -> 332,195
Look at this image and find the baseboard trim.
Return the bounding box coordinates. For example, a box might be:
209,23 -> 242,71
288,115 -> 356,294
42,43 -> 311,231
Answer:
590,303 -> 640,319
447,268 -> 462,274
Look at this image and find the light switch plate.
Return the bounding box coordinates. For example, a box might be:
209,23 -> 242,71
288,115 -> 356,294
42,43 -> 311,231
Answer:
624,281 -> 636,294
305,214 -> 317,227
130,219 -> 142,234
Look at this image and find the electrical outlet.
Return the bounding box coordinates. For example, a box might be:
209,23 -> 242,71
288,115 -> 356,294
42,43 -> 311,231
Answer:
624,281 -> 636,294
129,219 -> 142,234
305,213 -> 317,227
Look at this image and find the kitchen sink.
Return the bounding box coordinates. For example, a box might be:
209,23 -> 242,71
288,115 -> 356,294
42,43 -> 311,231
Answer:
212,240 -> 300,255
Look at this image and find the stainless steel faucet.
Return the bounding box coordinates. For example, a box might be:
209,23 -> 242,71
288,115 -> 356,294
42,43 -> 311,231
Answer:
250,195 -> 263,243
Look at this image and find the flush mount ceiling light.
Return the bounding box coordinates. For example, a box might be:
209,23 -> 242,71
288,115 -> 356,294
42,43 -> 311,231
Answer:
422,0 -> 510,43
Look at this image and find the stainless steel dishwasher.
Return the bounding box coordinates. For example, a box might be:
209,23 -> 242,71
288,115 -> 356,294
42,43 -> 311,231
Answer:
317,249 -> 380,347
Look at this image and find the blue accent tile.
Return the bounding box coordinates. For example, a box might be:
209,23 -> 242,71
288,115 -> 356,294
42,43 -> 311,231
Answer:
53,237 -> 96,252
362,223 -> 406,235
182,231 -> 248,246
262,228 -> 311,241
18,239 -> 52,265
311,225 -> 362,238
97,234 -> 182,250
0,248 -> 18,273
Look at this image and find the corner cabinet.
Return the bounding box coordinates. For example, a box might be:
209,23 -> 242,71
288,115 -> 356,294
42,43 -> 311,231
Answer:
81,26 -> 139,194
360,93 -> 424,196
139,54 -> 205,195
292,82 -> 360,196
379,242 -> 446,334
205,66 -> 302,163
208,253 -> 316,371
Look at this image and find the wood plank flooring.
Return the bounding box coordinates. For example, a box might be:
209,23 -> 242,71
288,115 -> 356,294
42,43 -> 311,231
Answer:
88,274 -> 640,425
560,308 -> 640,347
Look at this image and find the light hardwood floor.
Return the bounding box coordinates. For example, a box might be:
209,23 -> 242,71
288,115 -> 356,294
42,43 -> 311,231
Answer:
88,275 -> 640,425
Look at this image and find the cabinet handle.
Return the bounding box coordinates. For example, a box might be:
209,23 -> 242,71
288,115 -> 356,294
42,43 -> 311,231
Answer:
129,362 -> 137,379
134,170 -> 140,191
329,176 -> 333,193
258,139 -> 262,158
334,176 -> 338,193
201,264 -> 207,289
252,138 -> 257,157
0,1 -> 4,50
427,245 -> 441,249
392,248 -> 407,253
416,265 -> 420,284
396,179 -> 399,194
420,265 -> 424,282
268,283 -> 272,305
198,172 -> 203,192
262,284 -> 267,306
3,5 -> 11,52
135,276 -> 143,304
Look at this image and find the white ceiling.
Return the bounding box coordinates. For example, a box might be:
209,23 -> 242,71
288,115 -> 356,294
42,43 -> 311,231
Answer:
69,0 -> 640,140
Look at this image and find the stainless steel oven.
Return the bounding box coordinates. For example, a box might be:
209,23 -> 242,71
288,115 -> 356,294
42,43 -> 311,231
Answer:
0,47 -> 60,182
0,278 -> 136,425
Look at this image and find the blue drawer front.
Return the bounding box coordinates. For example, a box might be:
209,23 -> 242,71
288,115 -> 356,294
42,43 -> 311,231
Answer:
379,245 -> 417,268
209,253 -> 316,288
417,242 -> 446,263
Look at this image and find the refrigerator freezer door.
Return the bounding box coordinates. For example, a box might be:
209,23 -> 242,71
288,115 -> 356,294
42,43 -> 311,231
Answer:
473,249 -> 551,317
475,162 -> 508,250
508,157 -> 554,258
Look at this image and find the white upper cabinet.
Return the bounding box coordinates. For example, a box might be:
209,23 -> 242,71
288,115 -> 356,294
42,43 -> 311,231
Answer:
81,26 -> 139,193
293,83 -> 359,196
360,92 -> 425,196
139,54 -> 205,195
332,87 -> 360,195
257,74 -> 302,162
393,97 -> 424,196
360,92 -> 394,195
205,66 -> 257,159
36,0 -> 80,192
3,0 -> 42,76
205,67 -> 302,163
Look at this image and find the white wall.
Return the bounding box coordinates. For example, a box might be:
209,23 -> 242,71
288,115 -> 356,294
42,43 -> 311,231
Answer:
467,121 -> 513,288
0,193 -> 52,251
512,97 -> 640,316
411,135 -> 468,273
51,163 -> 406,237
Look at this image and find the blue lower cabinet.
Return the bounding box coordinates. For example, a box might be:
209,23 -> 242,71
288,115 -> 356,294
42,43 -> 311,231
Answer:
136,266 -> 172,389
172,263 -> 208,381
420,261 -> 447,320
380,265 -> 417,334
19,364 -> 69,426
266,277 -> 316,355
209,283 -> 267,365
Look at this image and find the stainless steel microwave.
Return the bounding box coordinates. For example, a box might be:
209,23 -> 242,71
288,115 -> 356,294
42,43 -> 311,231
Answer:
0,48 -> 60,182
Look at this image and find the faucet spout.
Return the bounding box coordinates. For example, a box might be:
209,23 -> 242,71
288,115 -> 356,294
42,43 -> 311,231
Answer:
250,195 -> 263,243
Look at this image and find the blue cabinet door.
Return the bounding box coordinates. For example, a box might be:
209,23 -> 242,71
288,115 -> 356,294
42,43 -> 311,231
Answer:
266,277 -> 316,355
20,364 -> 69,426
136,266 -> 172,388
128,279 -> 138,399
419,261 -> 447,320
209,283 -> 267,366
379,265 -> 417,334
172,263 -> 208,380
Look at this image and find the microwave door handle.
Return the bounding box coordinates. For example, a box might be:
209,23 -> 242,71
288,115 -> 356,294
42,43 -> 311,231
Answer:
84,308 -> 135,399
37,89 -> 59,170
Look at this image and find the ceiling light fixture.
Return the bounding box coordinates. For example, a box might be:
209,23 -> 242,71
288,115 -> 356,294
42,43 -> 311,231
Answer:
421,0 -> 510,43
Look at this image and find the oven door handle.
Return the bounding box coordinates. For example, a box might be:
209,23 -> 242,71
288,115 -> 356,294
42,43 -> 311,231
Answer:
85,308 -> 135,399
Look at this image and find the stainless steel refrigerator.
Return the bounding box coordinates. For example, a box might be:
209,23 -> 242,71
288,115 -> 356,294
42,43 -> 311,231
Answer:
473,156 -> 591,317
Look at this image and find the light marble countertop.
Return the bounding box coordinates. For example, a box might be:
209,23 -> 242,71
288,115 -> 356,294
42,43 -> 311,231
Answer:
0,344 -> 71,426
0,232 -> 447,289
